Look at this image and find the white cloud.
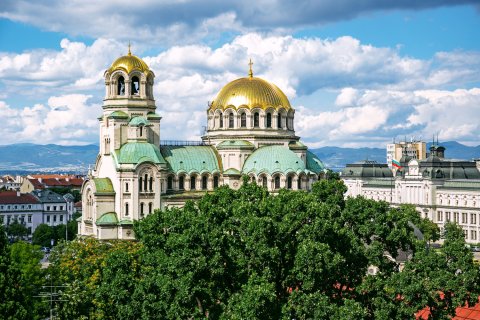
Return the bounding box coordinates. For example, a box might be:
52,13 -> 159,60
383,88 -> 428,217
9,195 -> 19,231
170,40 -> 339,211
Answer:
0,95 -> 100,145
0,33 -> 479,147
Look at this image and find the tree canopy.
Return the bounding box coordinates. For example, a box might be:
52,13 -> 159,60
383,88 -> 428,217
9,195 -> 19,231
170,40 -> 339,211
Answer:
48,178 -> 480,319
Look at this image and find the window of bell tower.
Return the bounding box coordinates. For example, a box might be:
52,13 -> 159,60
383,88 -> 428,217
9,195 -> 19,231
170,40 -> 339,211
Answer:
131,76 -> 140,95
117,76 -> 125,96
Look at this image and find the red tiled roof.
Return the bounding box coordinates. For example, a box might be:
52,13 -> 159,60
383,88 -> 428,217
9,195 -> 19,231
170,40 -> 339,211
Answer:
417,297 -> 480,320
74,201 -> 82,208
28,178 -> 45,190
0,191 -> 40,204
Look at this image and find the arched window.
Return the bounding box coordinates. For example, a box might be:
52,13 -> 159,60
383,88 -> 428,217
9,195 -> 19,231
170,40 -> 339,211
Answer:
149,177 -> 153,191
190,175 -> 196,190
148,202 -> 152,214
262,176 -> 267,188
202,176 -> 208,190
140,203 -> 144,216
131,76 -> 140,95
274,175 -> 280,189
179,176 -> 185,190
125,182 -> 129,192
241,113 -> 247,127
266,113 -> 272,128
229,113 -> 234,128
139,177 -> 143,192
139,126 -> 143,137
297,177 -> 302,190
277,114 -> 282,129
213,176 -> 219,188
167,176 -> 173,190
144,174 -> 148,191
287,176 -> 292,189
219,113 -> 223,128
117,76 -> 125,95
125,202 -> 129,216
254,112 -> 259,127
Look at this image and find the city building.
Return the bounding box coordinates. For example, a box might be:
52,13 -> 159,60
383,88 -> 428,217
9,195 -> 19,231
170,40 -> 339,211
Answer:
386,139 -> 427,169
0,190 -> 75,238
20,175 -> 84,193
0,175 -> 22,191
342,144 -> 480,243
79,51 -> 326,240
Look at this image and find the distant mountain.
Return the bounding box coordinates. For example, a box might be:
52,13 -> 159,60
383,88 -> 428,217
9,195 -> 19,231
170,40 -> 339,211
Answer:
310,141 -> 480,171
0,141 -> 478,175
0,143 -> 98,174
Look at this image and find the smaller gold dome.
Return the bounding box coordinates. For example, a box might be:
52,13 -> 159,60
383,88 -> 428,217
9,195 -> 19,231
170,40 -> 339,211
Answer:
108,51 -> 150,75
210,76 -> 292,111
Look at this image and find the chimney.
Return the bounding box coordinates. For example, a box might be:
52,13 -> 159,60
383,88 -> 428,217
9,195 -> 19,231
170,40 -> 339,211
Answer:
16,191 -> 20,197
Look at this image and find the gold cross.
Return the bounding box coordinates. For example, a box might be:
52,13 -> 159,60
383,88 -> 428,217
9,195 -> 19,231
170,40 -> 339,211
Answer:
248,58 -> 253,78
128,41 -> 131,55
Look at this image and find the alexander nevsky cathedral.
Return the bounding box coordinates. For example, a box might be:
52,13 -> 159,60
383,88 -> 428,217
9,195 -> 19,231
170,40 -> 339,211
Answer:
79,49 -> 326,239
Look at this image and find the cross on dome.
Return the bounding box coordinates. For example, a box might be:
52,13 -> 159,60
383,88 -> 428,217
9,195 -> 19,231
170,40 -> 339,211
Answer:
248,59 -> 253,78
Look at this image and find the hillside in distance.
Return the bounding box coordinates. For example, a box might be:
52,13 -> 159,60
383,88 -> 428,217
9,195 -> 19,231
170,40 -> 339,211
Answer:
0,143 -> 98,174
0,141 -> 478,174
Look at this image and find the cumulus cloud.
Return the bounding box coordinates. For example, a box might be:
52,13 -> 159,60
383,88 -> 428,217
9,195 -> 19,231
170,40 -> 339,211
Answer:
295,88 -> 480,148
0,95 -> 99,145
0,33 -> 479,146
0,0 -> 477,45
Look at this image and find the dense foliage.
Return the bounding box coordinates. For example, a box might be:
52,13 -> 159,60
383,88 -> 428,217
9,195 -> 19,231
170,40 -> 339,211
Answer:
32,213 -> 79,247
47,178 -> 479,319
0,226 -> 47,319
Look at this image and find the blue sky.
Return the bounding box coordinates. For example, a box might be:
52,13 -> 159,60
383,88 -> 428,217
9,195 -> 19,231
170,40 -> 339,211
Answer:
0,1 -> 479,147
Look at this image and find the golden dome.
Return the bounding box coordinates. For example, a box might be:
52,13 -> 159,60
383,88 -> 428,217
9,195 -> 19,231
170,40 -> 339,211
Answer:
108,49 -> 150,75
210,76 -> 292,111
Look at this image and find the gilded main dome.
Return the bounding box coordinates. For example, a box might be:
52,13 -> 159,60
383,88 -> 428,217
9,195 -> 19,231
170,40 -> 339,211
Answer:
108,50 -> 150,75
210,76 -> 292,111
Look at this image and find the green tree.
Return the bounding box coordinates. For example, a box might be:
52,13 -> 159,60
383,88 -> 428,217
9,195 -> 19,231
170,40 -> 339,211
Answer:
6,219 -> 28,241
0,226 -> 29,319
32,224 -> 54,247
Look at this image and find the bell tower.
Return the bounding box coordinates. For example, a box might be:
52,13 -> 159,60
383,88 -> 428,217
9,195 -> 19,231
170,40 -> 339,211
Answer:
99,46 -> 161,156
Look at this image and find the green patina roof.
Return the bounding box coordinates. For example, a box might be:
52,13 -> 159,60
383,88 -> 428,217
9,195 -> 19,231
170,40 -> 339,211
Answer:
242,145 -> 307,176
93,178 -> 115,194
115,142 -> 166,165
216,140 -> 254,150
289,141 -> 307,150
129,116 -> 150,127
439,180 -> 480,190
223,168 -> 241,175
160,146 -> 221,174
118,219 -> 134,225
108,111 -> 129,119
147,112 -> 162,120
96,212 -> 118,225
306,151 -> 326,174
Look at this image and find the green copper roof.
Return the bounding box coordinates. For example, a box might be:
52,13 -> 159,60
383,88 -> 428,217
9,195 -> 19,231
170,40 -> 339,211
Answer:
147,113 -> 162,120
93,178 -> 115,194
108,111 -> 129,119
289,141 -> 307,150
118,219 -> 134,225
96,212 -> 118,225
223,168 -> 241,175
217,140 -> 254,150
306,151 -> 326,174
129,116 -> 150,127
115,142 -> 166,165
242,145 -> 307,176
160,146 -> 221,174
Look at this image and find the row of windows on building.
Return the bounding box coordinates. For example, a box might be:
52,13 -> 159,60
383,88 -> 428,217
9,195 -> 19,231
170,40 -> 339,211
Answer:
1,214 -> 32,224
124,174 -> 155,193
45,214 -> 65,223
124,202 -> 154,217
165,174 -> 309,191
437,211 -> 478,225
215,112 -> 291,130
438,197 -> 478,207
0,204 -> 33,210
